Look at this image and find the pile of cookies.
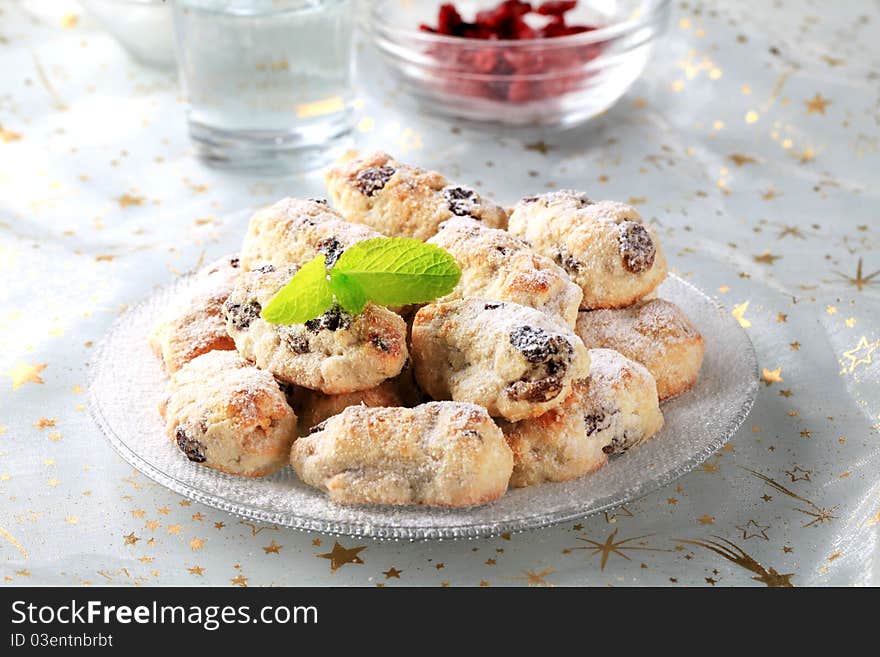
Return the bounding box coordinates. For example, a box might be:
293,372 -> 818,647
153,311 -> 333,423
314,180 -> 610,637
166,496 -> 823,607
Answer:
150,152 -> 704,508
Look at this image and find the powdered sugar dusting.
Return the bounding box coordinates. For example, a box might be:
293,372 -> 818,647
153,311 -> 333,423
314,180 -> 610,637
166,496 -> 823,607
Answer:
90,273 -> 757,539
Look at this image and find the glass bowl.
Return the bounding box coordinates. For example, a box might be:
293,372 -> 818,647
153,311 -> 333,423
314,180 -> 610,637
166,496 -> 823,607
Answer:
81,0 -> 176,70
370,0 -> 671,127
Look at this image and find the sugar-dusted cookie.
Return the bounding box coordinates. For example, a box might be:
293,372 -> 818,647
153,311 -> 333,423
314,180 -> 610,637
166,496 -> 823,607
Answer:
325,151 -> 508,241
239,197 -> 381,271
427,217 -> 582,328
508,192 -> 667,309
411,299 -> 590,421
224,264 -> 407,394
159,351 -> 297,477
149,254 -> 240,373
290,402 -> 513,507
575,299 -> 704,400
500,348 -> 664,486
291,379 -> 406,437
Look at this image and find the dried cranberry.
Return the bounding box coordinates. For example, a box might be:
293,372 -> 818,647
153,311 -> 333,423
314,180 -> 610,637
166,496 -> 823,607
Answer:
438,3 -> 464,34
536,1 -> 577,16
355,165 -> 395,197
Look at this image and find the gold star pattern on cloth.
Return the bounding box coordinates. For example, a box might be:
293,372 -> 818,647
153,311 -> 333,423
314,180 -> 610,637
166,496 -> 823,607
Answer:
834,258 -> 880,292
318,542 -> 366,572
382,567 -> 402,579
512,567 -> 554,587
736,519 -> 770,540
804,93 -> 832,115
1,1 -> 878,588
841,336 -> 878,373
570,530 -> 668,570
4,362 -> 46,390
761,367 -> 783,385
731,301 -> 752,328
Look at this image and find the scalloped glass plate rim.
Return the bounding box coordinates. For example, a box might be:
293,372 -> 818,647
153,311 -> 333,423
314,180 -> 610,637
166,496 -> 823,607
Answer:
89,273 -> 758,541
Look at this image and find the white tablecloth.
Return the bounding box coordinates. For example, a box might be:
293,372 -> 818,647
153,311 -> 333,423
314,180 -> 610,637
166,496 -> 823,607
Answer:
1,0 -> 878,586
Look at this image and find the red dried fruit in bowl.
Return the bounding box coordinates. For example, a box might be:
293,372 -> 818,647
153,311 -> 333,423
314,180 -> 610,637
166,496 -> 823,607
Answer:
438,3 -> 464,33
535,1 -> 578,16
420,0 -> 602,104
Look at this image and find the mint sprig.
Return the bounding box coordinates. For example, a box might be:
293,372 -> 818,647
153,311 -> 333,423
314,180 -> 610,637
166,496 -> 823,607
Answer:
261,254 -> 333,324
261,237 -> 461,325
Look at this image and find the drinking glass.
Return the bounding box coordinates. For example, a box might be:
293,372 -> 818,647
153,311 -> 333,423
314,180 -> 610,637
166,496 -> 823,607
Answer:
172,0 -> 355,170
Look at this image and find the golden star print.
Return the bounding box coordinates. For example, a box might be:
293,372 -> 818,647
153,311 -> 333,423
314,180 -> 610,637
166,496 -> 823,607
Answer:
116,193 -> 144,208
675,536 -> 794,587
513,567 -> 554,587
753,251 -> 781,264
761,367 -> 783,385
570,529 -> 668,570
804,93 -> 832,114
834,258 -> 880,292
4,361 -> 47,390
318,542 -> 366,572
841,336 -> 878,373
731,301 -> 752,328
382,567 -> 402,579
735,519 -> 770,540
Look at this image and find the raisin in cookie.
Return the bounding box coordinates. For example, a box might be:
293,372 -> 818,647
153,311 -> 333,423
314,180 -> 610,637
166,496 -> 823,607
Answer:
240,197 -> 381,271
149,254 -> 240,373
325,151 -> 508,241
225,264 -> 407,393
500,349 -> 664,486
411,299 -> 590,421
428,217 -> 583,328
290,402 -> 513,507
159,351 -> 297,477
508,192 -> 667,309
575,298 -> 704,400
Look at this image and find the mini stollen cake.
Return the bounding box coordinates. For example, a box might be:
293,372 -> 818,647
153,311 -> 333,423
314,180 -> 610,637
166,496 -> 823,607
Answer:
500,349 -> 664,487
224,264 -> 408,394
159,351 -> 297,477
508,192 -> 668,310
291,380 -> 406,437
575,299 -> 704,400
149,254 -> 240,373
290,402 -> 513,507
411,299 -> 590,421
239,197 -> 381,271
428,217 -> 583,329
325,151 -> 508,241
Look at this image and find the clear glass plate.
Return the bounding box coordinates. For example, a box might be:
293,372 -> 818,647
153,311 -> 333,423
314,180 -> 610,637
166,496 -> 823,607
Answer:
89,274 -> 758,540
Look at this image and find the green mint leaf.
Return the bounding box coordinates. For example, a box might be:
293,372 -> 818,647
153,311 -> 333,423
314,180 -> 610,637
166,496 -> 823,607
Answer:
333,237 -> 461,306
261,254 -> 333,324
330,270 -> 367,315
